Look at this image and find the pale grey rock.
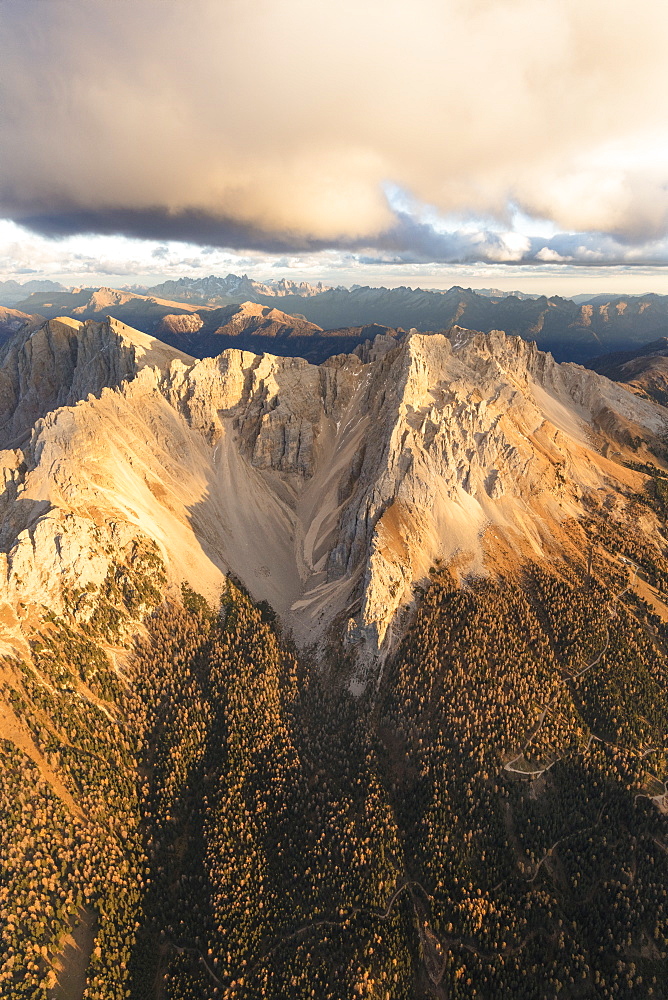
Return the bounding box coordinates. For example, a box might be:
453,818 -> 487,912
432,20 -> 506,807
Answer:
1,316 -> 667,688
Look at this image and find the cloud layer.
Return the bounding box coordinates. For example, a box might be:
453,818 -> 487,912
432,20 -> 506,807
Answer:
4,219 -> 668,300
2,0 -> 668,261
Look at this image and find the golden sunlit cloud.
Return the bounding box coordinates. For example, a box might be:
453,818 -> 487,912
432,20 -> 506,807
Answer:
1,0 -> 667,266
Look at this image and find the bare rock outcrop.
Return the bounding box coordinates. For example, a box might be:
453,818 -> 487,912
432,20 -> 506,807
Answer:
0,316 -> 194,448
1,317 -> 667,687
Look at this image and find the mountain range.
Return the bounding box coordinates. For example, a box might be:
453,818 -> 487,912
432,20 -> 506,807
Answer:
2,308 -> 668,998
12,277 -> 668,363
0,277 -> 66,306
3,312 -> 665,665
143,273 -> 334,304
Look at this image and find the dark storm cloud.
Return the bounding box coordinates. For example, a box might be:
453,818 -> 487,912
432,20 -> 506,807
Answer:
14,208 -> 336,255
15,207 -> 668,269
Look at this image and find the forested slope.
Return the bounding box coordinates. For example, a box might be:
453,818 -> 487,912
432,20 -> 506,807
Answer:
3,498 -> 668,998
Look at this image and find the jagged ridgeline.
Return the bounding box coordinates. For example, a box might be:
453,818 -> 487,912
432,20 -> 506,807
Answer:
1,315 -> 668,998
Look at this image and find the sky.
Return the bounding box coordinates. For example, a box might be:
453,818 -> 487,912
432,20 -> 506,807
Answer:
1,0 -> 668,296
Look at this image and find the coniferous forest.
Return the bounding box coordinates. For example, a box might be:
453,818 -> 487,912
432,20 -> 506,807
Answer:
5,0 -> 668,994
1,520 -> 668,1000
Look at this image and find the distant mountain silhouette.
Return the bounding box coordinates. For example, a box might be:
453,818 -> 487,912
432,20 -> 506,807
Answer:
0,278 -> 66,306
145,273 -> 333,305
13,278 -> 668,363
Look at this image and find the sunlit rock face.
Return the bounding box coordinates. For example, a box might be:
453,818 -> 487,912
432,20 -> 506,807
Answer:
1,316 -> 666,685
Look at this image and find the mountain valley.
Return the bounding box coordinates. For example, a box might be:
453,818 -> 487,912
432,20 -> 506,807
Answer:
589,339 -> 668,407
12,278 -> 668,366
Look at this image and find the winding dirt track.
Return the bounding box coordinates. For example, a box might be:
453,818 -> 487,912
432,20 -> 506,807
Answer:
163,872 -> 551,1000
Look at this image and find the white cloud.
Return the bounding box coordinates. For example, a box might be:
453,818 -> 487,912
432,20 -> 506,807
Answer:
0,0 -> 667,258
535,248 -> 573,263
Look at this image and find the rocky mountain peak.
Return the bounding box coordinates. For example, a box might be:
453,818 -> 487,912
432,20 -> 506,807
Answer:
0,316 -> 193,449
1,319 -> 667,687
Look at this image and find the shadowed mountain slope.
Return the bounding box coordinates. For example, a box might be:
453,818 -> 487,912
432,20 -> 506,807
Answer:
0,305 -> 44,347
588,337 -> 668,406
16,282 -> 668,364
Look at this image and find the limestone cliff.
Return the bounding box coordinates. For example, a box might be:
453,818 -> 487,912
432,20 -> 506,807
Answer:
0,316 -> 193,448
1,316 -> 666,684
